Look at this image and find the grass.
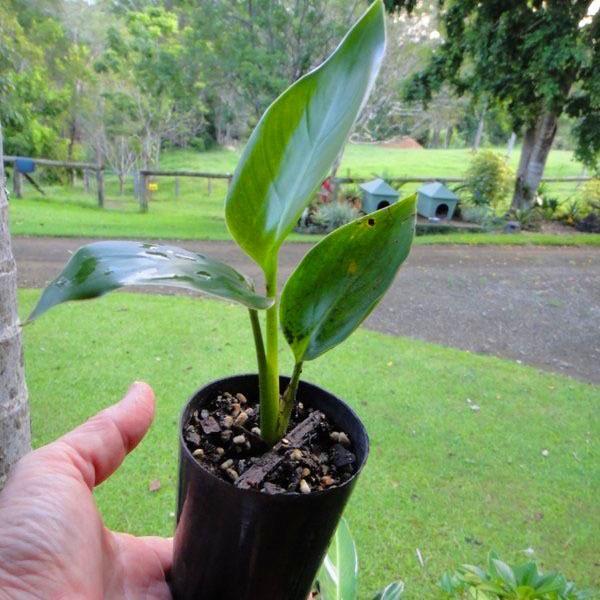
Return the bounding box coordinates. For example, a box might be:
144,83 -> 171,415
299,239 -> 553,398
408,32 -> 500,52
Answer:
413,232 -> 600,246
19,290 -> 599,598
8,145 -> 599,246
159,144 -> 585,179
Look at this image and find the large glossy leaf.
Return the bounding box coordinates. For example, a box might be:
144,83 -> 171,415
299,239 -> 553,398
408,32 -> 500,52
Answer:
225,1 -> 386,271
317,518 -> 358,600
28,241 -> 271,321
280,195 -> 416,362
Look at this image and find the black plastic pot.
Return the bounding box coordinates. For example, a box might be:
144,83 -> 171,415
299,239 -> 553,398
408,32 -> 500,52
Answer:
171,374 -> 369,600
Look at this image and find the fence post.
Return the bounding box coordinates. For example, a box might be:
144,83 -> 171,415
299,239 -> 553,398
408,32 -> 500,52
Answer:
13,171 -> 22,198
140,171 -> 148,212
96,165 -> 105,208
207,177 -> 212,195
175,176 -> 180,198
83,169 -> 90,193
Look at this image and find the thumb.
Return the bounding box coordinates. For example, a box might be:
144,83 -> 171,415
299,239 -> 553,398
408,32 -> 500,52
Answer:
56,381 -> 155,489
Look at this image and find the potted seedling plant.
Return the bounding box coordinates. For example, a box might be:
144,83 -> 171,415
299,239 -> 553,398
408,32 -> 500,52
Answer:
29,2 -> 416,598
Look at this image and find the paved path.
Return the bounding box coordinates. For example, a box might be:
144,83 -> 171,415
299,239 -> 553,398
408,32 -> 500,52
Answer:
13,236 -> 600,383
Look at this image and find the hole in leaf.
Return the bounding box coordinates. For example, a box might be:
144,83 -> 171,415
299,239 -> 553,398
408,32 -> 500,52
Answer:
196,271 -> 212,279
367,218 -> 375,226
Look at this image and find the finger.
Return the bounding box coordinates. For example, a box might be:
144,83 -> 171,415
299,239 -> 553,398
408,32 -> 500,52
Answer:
139,536 -> 174,573
113,533 -> 173,573
58,381 -> 155,488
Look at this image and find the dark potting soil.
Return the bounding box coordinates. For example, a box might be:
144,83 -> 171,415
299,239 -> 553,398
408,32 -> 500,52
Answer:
183,391 -> 357,495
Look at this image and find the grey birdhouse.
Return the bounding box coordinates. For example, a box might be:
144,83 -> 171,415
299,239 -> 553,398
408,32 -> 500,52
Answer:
417,181 -> 458,220
359,178 -> 399,213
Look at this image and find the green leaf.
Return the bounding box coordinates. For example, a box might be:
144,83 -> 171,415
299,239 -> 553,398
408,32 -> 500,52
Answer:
491,559 -> 517,591
534,572 -> 565,594
317,517 -> 358,600
281,194 -> 416,362
513,562 -> 538,587
28,241 -> 271,321
373,581 -> 405,599
225,0 -> 386,272
460,564 -> 489,582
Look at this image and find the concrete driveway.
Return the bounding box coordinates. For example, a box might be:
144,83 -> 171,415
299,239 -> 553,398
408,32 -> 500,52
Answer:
13,236 -> 600,383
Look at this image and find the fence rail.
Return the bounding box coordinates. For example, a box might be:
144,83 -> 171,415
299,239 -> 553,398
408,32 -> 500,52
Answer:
3,156 -> 98,169
137,169 -> 233,212
3,155 -> 105,207
335,176 -> 466,184
139,169 -> 232,179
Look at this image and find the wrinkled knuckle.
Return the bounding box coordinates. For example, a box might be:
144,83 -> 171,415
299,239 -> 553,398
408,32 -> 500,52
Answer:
93,412 -> 129,452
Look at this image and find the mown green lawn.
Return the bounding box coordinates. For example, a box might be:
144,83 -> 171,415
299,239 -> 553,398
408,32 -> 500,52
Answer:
158,144 -> 584,179
9,145 -> 599,246
19,290 -> 599,598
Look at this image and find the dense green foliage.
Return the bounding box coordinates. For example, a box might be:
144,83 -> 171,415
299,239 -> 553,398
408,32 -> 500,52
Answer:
440,552 -> 591,599
0,0 -> 89,159
0,0 -> 368,164
6,0 -> 588,169
181,0 -> 355,136
386,0 -> 599,210
464,151 -> 513,208
387,0 -> 598,170
18,290 -> 599,598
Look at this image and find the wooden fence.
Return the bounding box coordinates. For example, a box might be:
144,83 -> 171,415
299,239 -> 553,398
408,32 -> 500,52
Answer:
138,169 -> 232,212
3,156 -> 105,207
3,155 -> 591,213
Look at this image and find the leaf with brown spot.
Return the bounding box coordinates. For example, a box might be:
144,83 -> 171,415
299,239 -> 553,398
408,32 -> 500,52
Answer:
280,194 -> 416,362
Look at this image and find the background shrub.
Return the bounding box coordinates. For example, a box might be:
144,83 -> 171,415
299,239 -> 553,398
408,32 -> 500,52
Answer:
312,201 -> 359,233
464,150 -> 513,208
580,178 -> 600,205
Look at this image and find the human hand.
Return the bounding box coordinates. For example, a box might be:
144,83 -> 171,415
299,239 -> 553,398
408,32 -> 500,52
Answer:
0,382 -> 172,599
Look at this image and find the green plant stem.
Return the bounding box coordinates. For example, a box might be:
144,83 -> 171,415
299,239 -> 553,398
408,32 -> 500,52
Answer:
261,260 -> 280,445
277,361 -> 303,438
248,308 -> 267,398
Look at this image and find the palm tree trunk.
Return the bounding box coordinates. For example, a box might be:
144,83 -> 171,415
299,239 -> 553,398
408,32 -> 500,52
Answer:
0,125 -> 31,490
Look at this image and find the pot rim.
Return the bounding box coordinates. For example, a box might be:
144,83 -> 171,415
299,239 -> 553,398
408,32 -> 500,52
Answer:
178,372 -> 370,502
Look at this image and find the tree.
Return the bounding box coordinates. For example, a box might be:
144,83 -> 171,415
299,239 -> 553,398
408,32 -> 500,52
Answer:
0,124 -> 30,490
387,0 -> 599,208
95,6 -> 194,167
181,0 -> 362,142
0,0 -> 75,160
354,6 -> 438,141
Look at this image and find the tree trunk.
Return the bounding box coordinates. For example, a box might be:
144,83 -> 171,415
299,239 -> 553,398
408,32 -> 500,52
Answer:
511,112 -> 558,210
0,126 -> 31,490
67,120 -> 76,187
444,125 -> 453,149
506,131 -> 517,158
472,112 -> 485,151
